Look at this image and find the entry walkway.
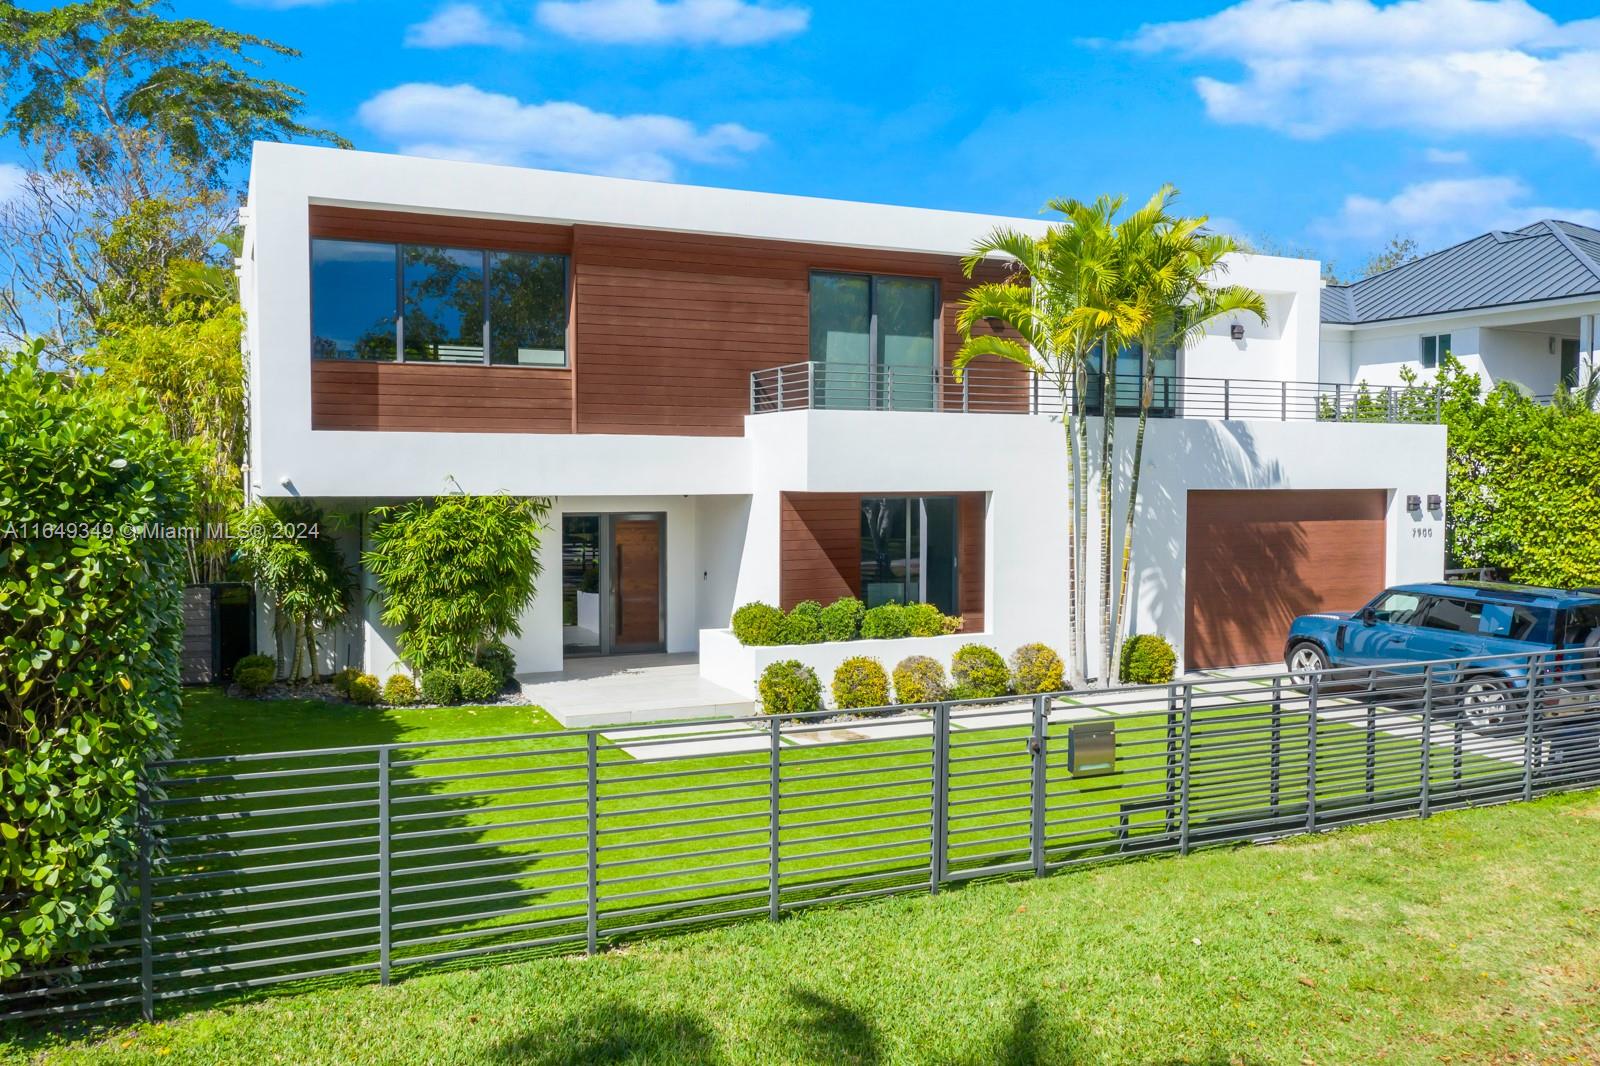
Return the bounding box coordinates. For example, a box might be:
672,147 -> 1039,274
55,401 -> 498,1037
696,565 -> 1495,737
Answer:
518,653 -> 754,728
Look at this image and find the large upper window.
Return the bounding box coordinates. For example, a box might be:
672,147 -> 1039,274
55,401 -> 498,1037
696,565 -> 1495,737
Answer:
809,272 -> 937,410
311,238 -> 568,367
860,496 -> 958,615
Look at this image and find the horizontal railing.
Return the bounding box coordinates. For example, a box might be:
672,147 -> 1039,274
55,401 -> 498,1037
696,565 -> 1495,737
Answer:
6,645 -> 1598,1025
748,362 -> 1441,424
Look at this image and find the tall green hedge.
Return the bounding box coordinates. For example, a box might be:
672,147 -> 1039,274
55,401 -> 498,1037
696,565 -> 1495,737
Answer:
0,360 -> 194,978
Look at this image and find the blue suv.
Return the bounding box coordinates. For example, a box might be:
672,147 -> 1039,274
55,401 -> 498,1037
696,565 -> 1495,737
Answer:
1285,582 -> 1600,726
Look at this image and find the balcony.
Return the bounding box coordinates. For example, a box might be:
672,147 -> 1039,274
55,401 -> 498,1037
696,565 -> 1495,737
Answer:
749,362 -> 1441,424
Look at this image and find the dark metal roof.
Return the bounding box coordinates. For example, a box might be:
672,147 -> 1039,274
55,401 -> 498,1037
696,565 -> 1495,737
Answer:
1320,220 -> 1600,325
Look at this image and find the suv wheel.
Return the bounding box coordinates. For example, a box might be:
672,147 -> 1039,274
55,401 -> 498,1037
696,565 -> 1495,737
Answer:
1458,676 -> 1511,732
1286,642 -> 1329,686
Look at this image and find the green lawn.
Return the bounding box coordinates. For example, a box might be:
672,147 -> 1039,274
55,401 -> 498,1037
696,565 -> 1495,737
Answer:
9,787 -> 1600,1065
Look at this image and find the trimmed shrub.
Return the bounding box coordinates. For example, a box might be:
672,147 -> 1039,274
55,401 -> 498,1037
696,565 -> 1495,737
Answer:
234,653 -> 276,678
832,656 -> 890,710
892,656 -> 948,705
347,673 -> 382,706
458,665 -> 500,703
1,359 -> 193,978
818,596 -> 864,642
779,600 -> 825,645
952,643 -> 1011,698
758,660 -> 822,715
1120,635 -> 1178,685
330,666 -> 362,696
860,603 -> 911,640
904,602 -> 961,638
1010,643 -> 1066,695
235,665 -> 275,695
420,668 -> 462,706
475,640 -> 517,686
731,601 -> 786,646
383,674 -> 419,706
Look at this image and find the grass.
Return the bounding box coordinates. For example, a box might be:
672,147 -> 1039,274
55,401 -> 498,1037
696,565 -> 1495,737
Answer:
7,787 -> 1600,1064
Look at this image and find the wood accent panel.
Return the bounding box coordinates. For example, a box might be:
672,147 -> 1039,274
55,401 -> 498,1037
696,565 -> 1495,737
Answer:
613,518 -> 662,646
308,205 -> 572,254
1184,489 -> 1387,670
779,492 -> 987,632
780,493 -> 861,609
310,360 -> 573,433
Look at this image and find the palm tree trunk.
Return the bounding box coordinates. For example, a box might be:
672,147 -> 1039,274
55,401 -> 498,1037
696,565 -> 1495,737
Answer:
1062,404 -> 1084,687
1075,364 -> 1091,684
1112,359 -> 1156,683
1097,344 -> 1117,684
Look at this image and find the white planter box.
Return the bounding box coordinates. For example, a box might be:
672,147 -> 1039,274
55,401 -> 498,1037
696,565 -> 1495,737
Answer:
698,628 -> 995,705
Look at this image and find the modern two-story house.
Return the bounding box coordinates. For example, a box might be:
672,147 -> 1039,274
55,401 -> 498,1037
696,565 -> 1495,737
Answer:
240,143 -> 1446,702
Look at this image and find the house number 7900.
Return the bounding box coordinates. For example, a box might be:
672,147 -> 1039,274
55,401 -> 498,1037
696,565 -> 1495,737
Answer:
1411,527 -> 1434,538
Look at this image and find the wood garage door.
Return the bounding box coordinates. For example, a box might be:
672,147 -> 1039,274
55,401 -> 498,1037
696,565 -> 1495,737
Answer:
1185,489 -> 1387,670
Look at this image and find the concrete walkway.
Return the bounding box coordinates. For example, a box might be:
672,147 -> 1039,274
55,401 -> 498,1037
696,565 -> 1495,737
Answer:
518,653 -> 754,728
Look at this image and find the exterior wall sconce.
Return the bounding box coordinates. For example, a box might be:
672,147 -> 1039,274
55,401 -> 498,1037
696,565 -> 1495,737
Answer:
1428,494 -> 1442,510
1230,323 -> 1246,341
1406,494 -> 1422,512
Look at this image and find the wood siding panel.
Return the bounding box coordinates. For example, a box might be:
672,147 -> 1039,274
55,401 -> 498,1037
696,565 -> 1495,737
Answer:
310,361 -> 573,433
780,493 -> 860,609
958,492 -> 986,632
309,205 -> 572,254
1184,489 -> 1387,670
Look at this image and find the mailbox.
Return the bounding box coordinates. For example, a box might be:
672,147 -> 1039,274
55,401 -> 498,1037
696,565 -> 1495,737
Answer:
1068,721 -> 1116,776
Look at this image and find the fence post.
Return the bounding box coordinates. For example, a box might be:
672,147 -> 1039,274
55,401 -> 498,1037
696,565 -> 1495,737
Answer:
1365,699 -> 1377,803
768,716 -> 782,922
932,702 -> 950,891
1280,380 -> 1287,421
1523,654 -> 1540,802
1306,675 -> 1320,831
1223,378 -> 1231,420
1164,686 -> 1179,838
1420,666 -> 1433,819
1335,383 -> 1344,421
1269,677 -> 1282,814
137,778 -> 153,1023
377,747 -> 391,985
586,732 -> 599,955
1030,693 -> 1047,878
1178,686 -> 1194,856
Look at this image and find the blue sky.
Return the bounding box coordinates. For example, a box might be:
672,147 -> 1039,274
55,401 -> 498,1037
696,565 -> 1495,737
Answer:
18,0 -> 1600,276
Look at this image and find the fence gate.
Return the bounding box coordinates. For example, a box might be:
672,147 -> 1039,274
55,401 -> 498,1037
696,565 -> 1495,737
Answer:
936,698 -> 1046,882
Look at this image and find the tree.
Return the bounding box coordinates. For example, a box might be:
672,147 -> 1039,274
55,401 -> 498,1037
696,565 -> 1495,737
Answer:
232,502 -> 354,683
0,0 -> 344,354
1361,235 -> 1419,279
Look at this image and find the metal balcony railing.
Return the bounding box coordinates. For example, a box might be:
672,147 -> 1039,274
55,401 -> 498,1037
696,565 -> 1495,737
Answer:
748,361 -> 1442,424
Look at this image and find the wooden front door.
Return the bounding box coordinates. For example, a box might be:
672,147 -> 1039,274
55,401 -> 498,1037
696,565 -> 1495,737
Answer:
612,516 -> 663,651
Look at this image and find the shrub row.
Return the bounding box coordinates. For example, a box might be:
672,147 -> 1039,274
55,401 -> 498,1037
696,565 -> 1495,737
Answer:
757,641 -> 1069,714
234,638 -> 522,707
732,597 -> 960,646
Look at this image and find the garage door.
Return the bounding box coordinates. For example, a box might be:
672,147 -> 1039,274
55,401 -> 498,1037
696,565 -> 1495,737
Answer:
1185,489 -> 1387,670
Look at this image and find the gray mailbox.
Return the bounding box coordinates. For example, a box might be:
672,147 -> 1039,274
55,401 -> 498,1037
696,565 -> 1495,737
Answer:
1068,721 -> 1115,776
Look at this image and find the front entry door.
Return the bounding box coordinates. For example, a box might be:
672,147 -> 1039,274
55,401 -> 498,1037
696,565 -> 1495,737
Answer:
562,513 -> 665,657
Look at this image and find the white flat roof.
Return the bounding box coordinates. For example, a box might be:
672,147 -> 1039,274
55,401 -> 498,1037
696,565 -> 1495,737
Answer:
249,141 -> 1052,258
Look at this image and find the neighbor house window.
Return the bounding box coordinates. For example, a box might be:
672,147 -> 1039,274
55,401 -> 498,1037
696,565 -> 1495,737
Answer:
310,238 -> 568,366
1420,333 -> 1450,369
859,496 -> 958,614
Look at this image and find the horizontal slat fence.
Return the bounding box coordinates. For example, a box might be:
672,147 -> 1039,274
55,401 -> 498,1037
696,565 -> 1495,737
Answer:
6,648 -> 1600,1025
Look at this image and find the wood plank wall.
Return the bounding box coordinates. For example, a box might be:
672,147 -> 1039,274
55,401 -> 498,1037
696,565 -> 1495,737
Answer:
307,207 -> 1027,434
780,491 -> 987,632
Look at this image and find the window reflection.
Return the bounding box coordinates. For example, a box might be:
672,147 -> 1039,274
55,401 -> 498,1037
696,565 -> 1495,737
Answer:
311,240 -> 397,361
403,245 -> 485,363
490,252 -> 567,366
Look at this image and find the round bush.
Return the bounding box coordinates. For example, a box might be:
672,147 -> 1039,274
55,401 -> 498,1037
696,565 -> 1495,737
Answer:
904,603 -> 960,638
1010,643 -> 1066,694
347,673 -> 382,706
475,640 -> 517,686
819,597 -> 864,642
778,600 -> 825,645
860,603 -> 911,640
421,668 -> 462,706
329,666 -> 362,696
951,643 -> 1011,698
892,656 -> 948,705
235,665 -> 275,695
383,674 -> 419,706
832,656 -> 890,710
458,665 -> 501,703
234,653 -> 275,678
732,601 -> 786,646
1120,634 -> 1178,685
758,659 -> 822,715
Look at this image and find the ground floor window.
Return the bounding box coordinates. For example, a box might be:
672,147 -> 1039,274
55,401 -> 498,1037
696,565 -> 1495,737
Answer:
860,496 -> 958,614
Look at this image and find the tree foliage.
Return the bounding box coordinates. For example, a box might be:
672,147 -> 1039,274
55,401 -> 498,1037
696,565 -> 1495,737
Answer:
0,355 -> 194,978
364,493 -> 552,674
231,501 -> 353,683
1360,235 -> 1419,279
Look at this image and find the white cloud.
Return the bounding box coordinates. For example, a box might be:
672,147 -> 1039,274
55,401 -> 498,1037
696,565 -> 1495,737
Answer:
535,0 -> 808,45
357,82 -> 765,180
1132,0 -> 1600,152
1314,175 -> 1600,247
405,3 -> 525,48
1424,147 -> 1471,165
0,163 -> 26,204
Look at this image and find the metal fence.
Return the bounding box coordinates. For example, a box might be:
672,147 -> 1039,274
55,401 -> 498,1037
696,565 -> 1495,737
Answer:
7,646 -> 1600,1025
748,362 -> 1441,424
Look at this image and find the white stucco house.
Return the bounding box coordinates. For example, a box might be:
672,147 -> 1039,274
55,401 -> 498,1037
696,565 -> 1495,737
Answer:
1319,220 -> 1600,394
239,143 -> 1447,718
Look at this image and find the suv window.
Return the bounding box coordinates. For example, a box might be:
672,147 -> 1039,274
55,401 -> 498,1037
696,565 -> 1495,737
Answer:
1370,591 -> 1423,624
1417,597 -> 1477,633
1418,596 -> 1549,641
1565,605 -> 1600,647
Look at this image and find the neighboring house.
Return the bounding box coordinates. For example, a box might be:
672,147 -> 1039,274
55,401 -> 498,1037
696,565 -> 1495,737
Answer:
239,143 -> 1445,688
1320,220 -> 1600,394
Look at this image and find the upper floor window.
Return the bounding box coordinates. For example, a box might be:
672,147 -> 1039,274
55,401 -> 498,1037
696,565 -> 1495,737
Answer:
311,238 -> 568,367
808,272 -> 938,411
1420,332 -> 1450,369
